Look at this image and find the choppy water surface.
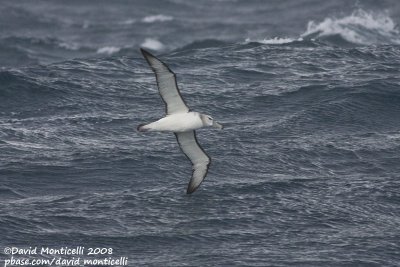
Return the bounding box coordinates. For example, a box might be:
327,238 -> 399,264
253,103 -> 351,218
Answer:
1,0 -> 400,266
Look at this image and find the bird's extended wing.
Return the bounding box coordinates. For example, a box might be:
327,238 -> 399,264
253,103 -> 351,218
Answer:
174,131 -> 211,194
141,48 -> 189,115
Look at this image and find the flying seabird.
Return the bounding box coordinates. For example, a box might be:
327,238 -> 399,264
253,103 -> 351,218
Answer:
138,48 -> 223,194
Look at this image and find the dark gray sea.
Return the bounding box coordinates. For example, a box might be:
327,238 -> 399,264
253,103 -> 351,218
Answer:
1,0 -> 400,266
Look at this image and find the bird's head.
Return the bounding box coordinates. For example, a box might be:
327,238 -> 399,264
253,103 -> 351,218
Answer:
200,114 -> 223,129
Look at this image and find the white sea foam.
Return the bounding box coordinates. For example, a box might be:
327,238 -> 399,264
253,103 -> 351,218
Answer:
59,42 -> 80,51
82,21 -> 90,29
96,46 -> 121,55
141,38 -> 164,51
142,14 -> 173,23
120,19 -> 136,25
245,37 -> 299,44
250,9 -> 400,46
301,9 -> 400,45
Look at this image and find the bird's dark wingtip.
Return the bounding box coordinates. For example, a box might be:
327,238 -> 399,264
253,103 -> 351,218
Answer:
186,184 -> 199,194
186,188 -> 194,194
140,48 -> 152,57
137,123 -> 149,132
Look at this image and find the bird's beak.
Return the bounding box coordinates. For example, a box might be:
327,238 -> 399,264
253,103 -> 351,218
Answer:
212,121 -> 223,130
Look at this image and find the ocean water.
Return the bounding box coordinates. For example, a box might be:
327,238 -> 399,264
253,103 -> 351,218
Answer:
1,0 -> 400,266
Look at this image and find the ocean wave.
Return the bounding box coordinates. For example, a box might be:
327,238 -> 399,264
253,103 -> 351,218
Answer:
301,9 -> 400,45
250,9 -> 400,47
141,14 -> 173,23
58,42 -> 81,51
141,38 -> 165,51
0,44 -> 37,67
0,187 -> 25,200
174,39 -> 229,52
0,69 -> 68,113
96,46 -> 121,55
272,81 -> 400,133
0,36 -> 94,67
0,36 -> 86,52
120,19 -> 136,25
245,37 -> 299,45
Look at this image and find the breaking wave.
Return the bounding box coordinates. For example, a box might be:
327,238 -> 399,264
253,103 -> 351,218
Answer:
245,37 -> 298,45
141,38 -> 165,51
302,9 -> 400,45
96,46 -> 121,55
141,14 -> 173,23
250,9 -> 400,46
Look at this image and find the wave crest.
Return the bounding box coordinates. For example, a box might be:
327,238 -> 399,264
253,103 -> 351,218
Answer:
96,46 -> 121,55
301,9 -> 400,45
250,9 -> 400,47
141,38 -> 164,51
142,14 -> 173,23
245,37 -> 298,45
175,39 -> 228,52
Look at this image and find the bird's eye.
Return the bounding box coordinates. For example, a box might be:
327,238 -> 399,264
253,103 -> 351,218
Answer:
208,117 -> 212,120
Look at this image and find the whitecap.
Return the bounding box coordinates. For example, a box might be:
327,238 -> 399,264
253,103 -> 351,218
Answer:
96,46 -> 121,55
82,21 -> 90,29
142,14 -> 173,23
120,19 -> 136,25
141,38 -> 164,51
245,37 -> 299,44
59,42 -> 80,51
301,9 -> 400,45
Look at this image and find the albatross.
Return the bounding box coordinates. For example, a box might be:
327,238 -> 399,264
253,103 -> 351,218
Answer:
137,48 -> 223,194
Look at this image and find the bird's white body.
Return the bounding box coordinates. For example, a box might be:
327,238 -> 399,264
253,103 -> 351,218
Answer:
141,112 -> 204,132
